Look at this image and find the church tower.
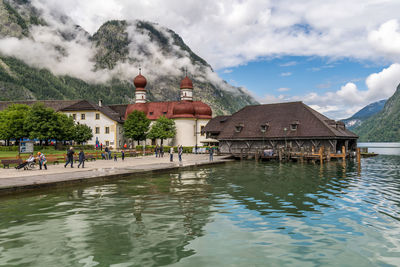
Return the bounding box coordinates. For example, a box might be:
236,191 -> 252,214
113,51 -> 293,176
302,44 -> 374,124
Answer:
180,73 -> 193,101
134,68 -> 147,104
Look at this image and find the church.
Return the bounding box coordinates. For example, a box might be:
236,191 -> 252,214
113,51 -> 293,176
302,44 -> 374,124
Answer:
124,70 -> 216,147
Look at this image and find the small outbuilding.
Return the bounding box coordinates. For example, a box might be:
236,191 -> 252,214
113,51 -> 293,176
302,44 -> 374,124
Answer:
203,102 -> 358,157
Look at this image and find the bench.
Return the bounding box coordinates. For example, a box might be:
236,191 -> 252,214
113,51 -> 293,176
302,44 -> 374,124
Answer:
47,157 -> 60,165
86,154 -> 96,161
2,159 -> 23,168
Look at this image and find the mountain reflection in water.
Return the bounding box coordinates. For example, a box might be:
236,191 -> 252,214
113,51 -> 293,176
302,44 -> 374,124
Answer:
1,157 -> 400,266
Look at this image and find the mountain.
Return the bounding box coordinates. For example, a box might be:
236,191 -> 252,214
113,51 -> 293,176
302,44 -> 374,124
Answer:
353,84 -> 400,141
0,0 -> 258,115
341,99 -> 386,130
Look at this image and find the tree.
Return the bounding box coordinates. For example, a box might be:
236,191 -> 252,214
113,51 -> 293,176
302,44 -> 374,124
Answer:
74,124 -> 93,144
55,113 -> 75,142
0,104 -> 30,145
147,116 -> 176,145
123,110 -> 150,145
24,103 -> 59,145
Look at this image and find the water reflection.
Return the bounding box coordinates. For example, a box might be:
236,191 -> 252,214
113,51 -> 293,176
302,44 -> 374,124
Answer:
1,157 -> 400,266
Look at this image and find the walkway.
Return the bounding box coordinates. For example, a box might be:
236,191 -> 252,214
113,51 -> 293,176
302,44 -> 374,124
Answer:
0,154 -> 232,194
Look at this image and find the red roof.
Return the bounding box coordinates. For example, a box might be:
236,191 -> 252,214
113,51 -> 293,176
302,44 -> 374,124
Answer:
180,76 -> 193,89
133,74 -> 147,91
125,101 -> 212,120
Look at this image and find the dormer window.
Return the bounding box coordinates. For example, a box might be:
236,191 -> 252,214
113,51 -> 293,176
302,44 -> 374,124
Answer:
149,112 -> 154,115
235,123 -> 244,133
290,120 -> 299,131
260,123 -> 270,133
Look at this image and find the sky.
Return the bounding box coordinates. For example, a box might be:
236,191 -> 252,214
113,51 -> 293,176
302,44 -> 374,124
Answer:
23,0 -> 400,119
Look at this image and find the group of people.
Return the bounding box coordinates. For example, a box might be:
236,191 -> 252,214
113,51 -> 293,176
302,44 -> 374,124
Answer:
155,145 -> 215,162
15,152 -> 47,170
64,147 -> 86,168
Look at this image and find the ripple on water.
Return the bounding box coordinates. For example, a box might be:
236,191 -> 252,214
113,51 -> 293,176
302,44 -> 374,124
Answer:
1,157 -> 400,266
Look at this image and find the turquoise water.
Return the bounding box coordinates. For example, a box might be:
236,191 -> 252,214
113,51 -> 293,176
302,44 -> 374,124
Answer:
1,157 -> 400,266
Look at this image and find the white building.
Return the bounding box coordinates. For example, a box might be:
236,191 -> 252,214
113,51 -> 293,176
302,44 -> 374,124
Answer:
60,100 -> 126,148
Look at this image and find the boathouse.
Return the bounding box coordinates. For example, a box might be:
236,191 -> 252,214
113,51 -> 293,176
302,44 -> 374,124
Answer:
203,102 -> 358,158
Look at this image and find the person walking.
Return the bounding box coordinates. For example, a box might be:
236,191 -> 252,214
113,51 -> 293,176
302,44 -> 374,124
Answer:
195,144 -> 198,154
121,150 -> 125,161
104,147 -> 109,160
78,149 -> 85,168
155,144 -> 159,158
65,147 -> 75,168
160,145 -> 164,158
100,143 -> 103,151
38,152 -> 47,170
169,146 -> 174,162
178,145 -> 183,162
209,147 -> 214,161
108,148 -> 112,160
114,153 -> 117,161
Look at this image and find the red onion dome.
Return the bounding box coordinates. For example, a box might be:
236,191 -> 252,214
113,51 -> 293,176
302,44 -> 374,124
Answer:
124,103 -> 148,119
134,74 -> 147,90
180,76 -> 193,89
194,103 -> 212,117
173,101 -> 195,117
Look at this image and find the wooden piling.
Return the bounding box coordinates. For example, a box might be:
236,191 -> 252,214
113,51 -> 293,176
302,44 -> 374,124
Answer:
327,147 -> 331,162
342,146 -> 346,160
319,147 -> 323,164
357,147 -> 361,165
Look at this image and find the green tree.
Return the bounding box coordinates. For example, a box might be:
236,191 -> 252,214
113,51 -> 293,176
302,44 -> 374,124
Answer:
123,110 -> 151,145
56,113 -> 75,141
74,124 -> 93,144
0,104 -> 30,145
24,103 -> 58,145
147,116 -> 176,145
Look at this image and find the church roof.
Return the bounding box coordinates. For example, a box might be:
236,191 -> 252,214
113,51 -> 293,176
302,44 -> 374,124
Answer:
203,102 -> 358,140
124,101 -> 212,120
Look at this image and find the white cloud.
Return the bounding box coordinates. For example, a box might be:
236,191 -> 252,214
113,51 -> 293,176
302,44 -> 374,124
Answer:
277,87 -> 290,92
223,69 -> 233,74
369,19 -> 400,59
280,61 -> 297,67
26,0 -> 400,69
280,72 -> 292,77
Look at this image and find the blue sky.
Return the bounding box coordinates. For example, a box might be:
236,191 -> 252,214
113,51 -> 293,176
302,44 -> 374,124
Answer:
217,56 -> 384,110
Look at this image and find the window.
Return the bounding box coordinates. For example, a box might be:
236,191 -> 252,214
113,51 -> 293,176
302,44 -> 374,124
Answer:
105,141 -> 109,146
290,120 -> 300,131
149,112 -> 154,115
95,113 -> 100,120
105,127 -> 110,134
72,114 -> 76,120
201,126 -> 205,136
81,113 -> 85,120
95,127 -> 100,134
163,112 -> 167,115
260,123 -> 269,133
235,123 -> 244,133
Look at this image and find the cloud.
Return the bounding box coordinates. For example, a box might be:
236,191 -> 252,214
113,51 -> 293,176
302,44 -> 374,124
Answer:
280,72 -> 292,77
280,61 -> 297,67
223,69 -> 233,73
368,19 -> 400,60
25,0 -> 400,69
277,87 -> 290,92
261,64 -> 400,119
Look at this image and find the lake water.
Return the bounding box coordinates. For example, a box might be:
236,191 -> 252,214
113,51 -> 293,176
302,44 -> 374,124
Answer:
358,142 -> 400,155
1,157 -> 400,266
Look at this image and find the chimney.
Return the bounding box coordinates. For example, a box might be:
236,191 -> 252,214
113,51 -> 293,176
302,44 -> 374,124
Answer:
98,99 -> 103,107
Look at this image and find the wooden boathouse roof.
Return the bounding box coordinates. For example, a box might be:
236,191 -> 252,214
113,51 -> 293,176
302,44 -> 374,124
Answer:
203,102 -> 358,140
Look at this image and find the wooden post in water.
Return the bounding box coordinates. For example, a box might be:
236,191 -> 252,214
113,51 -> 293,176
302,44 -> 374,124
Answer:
327,147 -> 331,162
319,147 -> 323,164
240,148 -> 243,161
300,147 -> 304,163
278,149 -> 282,162
357,147 -> 361,165
342,146 -> 346,161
